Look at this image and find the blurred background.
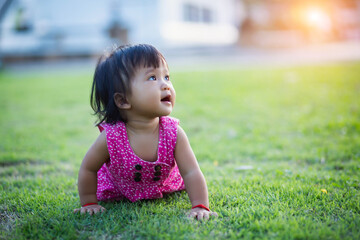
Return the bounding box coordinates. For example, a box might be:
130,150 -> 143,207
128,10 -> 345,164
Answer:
0,0 -> 359,69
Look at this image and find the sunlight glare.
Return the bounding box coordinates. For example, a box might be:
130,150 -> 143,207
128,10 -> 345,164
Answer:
305,7 -> 331,31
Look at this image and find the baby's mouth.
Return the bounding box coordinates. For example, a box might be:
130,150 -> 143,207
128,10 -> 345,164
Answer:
161,95 -> 171,102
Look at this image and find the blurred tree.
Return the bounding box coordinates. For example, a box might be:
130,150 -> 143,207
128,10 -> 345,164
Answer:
0,0 -> 14,67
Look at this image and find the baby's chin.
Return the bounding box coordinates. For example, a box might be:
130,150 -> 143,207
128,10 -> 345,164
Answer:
161,111 -> 172,117
159,109 -> 173,117
160,104 -> 174,116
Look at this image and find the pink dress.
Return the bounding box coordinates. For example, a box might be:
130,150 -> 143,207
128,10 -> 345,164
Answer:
96,116 -> 185,202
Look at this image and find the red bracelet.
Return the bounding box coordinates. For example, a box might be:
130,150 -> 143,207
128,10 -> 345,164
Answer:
82,202 -> 97,207
192,204 -> 210,212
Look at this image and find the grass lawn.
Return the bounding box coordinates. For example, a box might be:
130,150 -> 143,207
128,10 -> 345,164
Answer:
0,62 -> 359,239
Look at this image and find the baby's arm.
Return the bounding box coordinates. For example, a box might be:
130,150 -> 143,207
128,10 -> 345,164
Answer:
175,126 -> 218,220
73,131 -> 109,215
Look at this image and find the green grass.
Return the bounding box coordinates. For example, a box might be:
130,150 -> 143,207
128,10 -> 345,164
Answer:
1,62 -> 359,239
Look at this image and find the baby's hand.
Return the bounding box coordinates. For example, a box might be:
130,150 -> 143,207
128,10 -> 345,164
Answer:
188,207 -> 218,221
73,204 -> 106,215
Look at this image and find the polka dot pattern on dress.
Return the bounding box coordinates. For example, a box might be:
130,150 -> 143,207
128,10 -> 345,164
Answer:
96,116 -> 185,202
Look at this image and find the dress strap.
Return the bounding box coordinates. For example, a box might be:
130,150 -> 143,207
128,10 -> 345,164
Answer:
158,117 -> 179,165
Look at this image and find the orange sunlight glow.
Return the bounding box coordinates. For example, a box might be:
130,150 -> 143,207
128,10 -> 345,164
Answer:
304,7 -> 331,31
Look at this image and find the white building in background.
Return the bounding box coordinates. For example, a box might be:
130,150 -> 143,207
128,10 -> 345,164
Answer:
0,0 -> 243,58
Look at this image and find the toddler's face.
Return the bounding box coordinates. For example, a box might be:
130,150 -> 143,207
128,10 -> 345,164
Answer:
127,60 -> 175,118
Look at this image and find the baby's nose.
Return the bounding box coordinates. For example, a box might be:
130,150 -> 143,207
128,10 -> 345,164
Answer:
161,81 -> 171,90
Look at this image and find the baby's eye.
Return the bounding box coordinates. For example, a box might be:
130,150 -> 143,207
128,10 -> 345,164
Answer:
148,76 -> 156,81
165,75 -> 170,81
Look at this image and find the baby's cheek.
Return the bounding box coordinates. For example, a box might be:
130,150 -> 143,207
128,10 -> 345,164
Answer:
172,89 -> 176,101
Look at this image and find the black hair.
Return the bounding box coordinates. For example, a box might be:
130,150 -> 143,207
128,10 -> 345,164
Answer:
90,44 -> 167,125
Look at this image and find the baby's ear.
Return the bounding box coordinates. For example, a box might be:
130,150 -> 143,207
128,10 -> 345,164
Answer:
114,93 -> 131,109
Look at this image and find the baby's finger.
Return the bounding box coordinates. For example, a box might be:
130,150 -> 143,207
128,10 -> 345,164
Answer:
188,212 -> 197,219
210,212 -> 219,218
196,212 -> 204,221
203,212 -> 210,220
80,207 -> 87,215
73,208 -> 81,214
93,208 -> 101,215
87,208 -> 94,216
100,207 -> 106,213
